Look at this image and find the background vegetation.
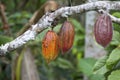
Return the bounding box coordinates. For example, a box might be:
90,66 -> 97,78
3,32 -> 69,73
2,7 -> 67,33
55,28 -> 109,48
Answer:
0,0 -> 120,80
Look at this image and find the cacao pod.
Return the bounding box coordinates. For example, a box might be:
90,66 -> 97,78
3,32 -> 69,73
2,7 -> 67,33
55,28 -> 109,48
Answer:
59,20 -> 75,53
42,30 -> 59,63
94,14 -> 113,47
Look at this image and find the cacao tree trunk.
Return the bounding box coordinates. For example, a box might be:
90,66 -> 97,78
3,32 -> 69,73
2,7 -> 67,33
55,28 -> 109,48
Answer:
21,47 -> 40,80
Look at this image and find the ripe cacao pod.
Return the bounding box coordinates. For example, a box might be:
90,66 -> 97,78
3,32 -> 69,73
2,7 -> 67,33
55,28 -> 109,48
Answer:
59,20 -> 75,53
94,14 -> 113,47
42,30 -> 59,63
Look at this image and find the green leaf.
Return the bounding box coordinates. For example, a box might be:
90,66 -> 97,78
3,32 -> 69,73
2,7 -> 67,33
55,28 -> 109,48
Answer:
53,24 -> 62,33
112,12 -> 120,33
112,12 -> 120,18
40,0 -> 46,3
0,35 -> 13,45
36,28 -> 49,42
9,12 -> 21,18
89,74 -> 105,80
93,65 -> 109,75
106,47 -> 120,69
69,18 -> 85,33
108,70 -> 120,80
110,31 -> 120,46
56,58 -> 74,69
93,56 -> 108,71
77,58 -> 96,76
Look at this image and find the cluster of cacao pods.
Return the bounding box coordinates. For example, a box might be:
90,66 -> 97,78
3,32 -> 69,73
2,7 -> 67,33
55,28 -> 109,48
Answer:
42,20 -> 75,63
94,13 -> 113,47
42,13 -> 113,63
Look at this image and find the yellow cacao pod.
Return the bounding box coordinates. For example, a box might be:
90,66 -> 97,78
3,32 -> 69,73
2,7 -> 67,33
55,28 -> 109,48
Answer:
42,30 -> 59,63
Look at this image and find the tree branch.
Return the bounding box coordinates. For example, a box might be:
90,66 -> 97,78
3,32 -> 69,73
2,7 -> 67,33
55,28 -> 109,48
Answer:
0,1 -> 120,55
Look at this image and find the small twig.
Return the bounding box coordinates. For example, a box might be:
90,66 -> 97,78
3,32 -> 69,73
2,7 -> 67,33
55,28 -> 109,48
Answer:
98,9 -> 120,23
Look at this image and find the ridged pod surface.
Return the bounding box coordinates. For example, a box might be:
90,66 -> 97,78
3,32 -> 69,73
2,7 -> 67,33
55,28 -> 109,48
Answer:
94,14 -> 113,47
59,21 -> 75,53
42,30 -> 59,63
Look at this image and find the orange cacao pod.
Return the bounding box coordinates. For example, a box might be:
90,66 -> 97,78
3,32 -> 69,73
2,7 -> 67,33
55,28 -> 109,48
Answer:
94,14 -> 113,47
59,20 -> 75,53
42,30 -> 59,63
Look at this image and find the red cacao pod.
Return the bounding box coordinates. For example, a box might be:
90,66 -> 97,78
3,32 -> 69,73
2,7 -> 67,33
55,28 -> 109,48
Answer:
59,20 -> 75,53
94,14 -> 113,47
42,30 -> 59,63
